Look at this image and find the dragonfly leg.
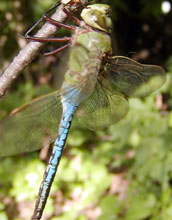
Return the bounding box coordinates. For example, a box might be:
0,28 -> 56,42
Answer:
26,35 -> 71,43
24,3 -> 81,57
26,35 -> 71,56
25,5 -> 80,39
25,2 -> 61,38
42,14 -> 77,30
43,42 -> 71,56
63,8 -> 81,25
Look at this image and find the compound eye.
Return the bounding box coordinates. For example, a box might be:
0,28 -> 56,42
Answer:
91,10 -> 107,31
81,8 -> 112,32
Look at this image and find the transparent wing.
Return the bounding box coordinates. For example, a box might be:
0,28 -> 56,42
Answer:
76,77 -> 129,130
0,86 -> 79,157
106,56 -> 166,97
0,43 -> 102,157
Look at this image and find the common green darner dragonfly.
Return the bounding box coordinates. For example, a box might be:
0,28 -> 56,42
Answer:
0,3 -> 166,220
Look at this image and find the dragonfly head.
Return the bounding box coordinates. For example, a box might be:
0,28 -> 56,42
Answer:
81,4 -> 112,33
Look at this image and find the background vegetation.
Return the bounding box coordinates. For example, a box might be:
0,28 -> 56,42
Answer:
0,0 -> 172,219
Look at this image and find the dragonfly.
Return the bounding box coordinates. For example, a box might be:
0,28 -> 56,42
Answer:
0,3 -> 166,220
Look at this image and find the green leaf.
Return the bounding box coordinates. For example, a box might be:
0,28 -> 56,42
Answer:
125,194 -> 156,220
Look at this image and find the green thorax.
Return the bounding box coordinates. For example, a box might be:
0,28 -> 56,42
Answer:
77,30 -> 112,55
63,29 -> 112,97
67,29 -> 112,78
62,4 -> 113,104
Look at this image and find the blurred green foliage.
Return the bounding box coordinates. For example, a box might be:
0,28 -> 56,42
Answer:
1,0 -> 172,220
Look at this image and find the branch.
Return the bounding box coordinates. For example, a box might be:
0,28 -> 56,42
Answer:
0,0 -> 88,98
